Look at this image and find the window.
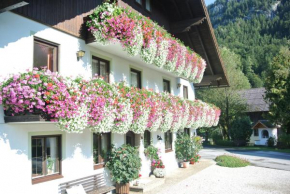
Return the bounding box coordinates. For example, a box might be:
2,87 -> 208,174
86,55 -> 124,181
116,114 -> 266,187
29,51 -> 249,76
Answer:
183,86 -> 188,99
34,38 -> 58,72
126,131 -> 135,147
135,0 -> 142,5
254,129 -> 259,136
92,57 -> 110,83
262,130 -> 269,138
184,128 -> 190,136
163,79 -> 170,93
145,0 -> 151,11
31,135 -> 61,184
131,69 -> 142,89
144,130 -> 151,148
165,131 -> 172,152
93,133 -> 111,169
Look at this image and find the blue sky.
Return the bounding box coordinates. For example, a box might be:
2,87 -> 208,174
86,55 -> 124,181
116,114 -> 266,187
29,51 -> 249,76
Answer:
205,0 -> 216,5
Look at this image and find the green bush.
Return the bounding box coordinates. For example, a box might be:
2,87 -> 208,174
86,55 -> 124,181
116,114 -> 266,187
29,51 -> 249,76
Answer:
211,132 -> 223,144
267,137 -> 276,147
144,145 -> 159,160
277,134 -> 290,149
106,144 -> 141,184
215,140 -> 235,147
175,132 -> 193,162
215,155 -> 250,168
230,116 -> 252,145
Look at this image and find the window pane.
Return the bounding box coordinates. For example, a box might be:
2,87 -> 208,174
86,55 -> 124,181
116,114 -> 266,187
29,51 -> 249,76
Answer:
93,134 -> 100,164
101,133 -> 110,162
32,138 -> 44,177
100,61 -> 109,83
92,58 -> 99,77
136,0 -> 142,4
163,80 -> 170,93
183,86 -> 188,99
165,131 -> 172,150
144,130 -> 151,148
126,131 -> 135,147
46,137 -> 59,175
131,71 -> 138,88
34,41 -> 56,72
145,0 -> 151,11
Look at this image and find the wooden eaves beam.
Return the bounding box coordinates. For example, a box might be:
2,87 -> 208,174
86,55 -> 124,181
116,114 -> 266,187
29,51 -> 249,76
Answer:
170,17 -> 206,34
0,1 -> 28,13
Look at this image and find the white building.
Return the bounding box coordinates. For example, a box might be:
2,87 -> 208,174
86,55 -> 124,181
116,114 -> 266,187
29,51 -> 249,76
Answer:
0,0 -> 228,194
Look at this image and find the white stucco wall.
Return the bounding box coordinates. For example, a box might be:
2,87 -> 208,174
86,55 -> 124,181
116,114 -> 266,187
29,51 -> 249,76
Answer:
0,11 -> 197,194
250,128 -> 278,146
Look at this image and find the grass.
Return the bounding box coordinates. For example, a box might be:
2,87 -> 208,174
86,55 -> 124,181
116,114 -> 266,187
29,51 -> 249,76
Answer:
215,155 -> 250,168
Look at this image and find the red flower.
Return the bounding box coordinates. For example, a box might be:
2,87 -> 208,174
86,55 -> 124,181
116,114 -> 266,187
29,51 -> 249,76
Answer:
34,74 -> 40,79
139,174 -> 142,178
47,83 -> 53,87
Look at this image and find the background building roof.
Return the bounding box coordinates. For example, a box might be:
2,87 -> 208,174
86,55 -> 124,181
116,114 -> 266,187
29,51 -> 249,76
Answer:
239,88 -> 269,112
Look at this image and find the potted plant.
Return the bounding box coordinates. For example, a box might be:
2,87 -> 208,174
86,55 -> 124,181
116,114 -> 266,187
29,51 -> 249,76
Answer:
151,159 -> 166,178
47,157 -> 55,174
106,144 -> 141,194
175,132 -> 193,168
190,136 -> 203,165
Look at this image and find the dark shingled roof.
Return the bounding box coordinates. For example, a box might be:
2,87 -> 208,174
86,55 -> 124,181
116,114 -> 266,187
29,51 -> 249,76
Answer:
239,88 -> 269,112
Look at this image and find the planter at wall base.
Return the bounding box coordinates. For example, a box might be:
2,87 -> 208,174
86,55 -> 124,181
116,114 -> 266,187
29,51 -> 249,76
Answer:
116,183 -> 130,194
183,161 -> 190,168
178,162 -> 183,168
4,115 -> 46,123
153,168 -> 165,178
190,161 -> 195,165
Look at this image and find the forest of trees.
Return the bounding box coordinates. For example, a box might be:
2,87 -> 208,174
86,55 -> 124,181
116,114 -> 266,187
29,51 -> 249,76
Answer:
208,0 -> 290,87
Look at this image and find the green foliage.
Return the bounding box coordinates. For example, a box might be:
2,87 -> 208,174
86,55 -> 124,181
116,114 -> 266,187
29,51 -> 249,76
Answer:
277,134 -> 290,149
197,48 -> 250,139
215,155 -> 250,168
230,116 -> 252,142
106,144 -> 141,184
211,131 -> 223,144
267,137 -> 276,147
208,0 -> 290,87
175,132 -> 193,162
264,48 -> 290,134
192,136 -> 203,155
144,145 -> 159,161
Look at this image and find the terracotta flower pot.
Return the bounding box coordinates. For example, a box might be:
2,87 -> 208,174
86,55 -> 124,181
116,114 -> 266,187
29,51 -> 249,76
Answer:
190,161 -> 195,165
183,161 -> 190,168
116,183 -> 130,194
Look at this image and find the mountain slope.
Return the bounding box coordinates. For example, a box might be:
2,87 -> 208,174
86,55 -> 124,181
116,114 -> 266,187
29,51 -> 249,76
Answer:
208,0 -> 290,87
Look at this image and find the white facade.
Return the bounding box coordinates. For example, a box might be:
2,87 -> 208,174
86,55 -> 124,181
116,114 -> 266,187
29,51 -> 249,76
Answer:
250,128 -> 278,146
0,12 -> 197,194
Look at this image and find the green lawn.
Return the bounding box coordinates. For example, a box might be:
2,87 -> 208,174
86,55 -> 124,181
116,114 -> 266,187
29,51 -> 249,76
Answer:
215,155 -> 250,168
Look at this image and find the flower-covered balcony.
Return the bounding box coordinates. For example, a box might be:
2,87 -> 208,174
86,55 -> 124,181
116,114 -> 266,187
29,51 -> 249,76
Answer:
85,2 -> 207,84
0,69 -> 220,134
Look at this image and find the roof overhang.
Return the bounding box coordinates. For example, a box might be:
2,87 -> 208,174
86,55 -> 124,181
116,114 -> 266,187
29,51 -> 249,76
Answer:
160,0 -> 229,88
0,0 -> 28,13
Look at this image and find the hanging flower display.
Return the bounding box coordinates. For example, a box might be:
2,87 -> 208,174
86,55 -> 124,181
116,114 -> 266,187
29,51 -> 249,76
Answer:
0,70 -> 221,134
86,2 -> 207,83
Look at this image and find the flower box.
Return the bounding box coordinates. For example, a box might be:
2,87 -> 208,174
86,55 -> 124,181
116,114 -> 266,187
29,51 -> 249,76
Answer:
4,114 -> 46,123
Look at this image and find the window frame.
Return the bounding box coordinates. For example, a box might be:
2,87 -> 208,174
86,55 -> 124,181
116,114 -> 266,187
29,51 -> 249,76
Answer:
165,131 -> 173,153
135,0 -> 142,6
93,133 -> 111,170
163,79 -> 171,93
33,37 -> 59,72
183,85 -> 188,99
92,56 -> 110,83
130,68 -> 142,89
31,135 -> 62,184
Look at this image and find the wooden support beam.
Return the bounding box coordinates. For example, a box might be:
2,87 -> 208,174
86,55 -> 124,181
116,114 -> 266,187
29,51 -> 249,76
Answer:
198,74 -> 223,83
0,1 -> 28,13
170,17 -> 206,34
194,26 -> 214,75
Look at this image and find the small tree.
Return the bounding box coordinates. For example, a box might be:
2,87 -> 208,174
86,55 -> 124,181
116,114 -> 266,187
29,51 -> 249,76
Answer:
175,132 -> 193,162
229,116 -> 252,146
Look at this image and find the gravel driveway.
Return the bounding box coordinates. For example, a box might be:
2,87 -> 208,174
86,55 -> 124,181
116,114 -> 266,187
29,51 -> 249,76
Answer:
158,164 -> 290,194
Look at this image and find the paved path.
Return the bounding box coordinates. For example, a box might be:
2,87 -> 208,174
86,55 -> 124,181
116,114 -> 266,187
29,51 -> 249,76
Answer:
158,164 -> 290,194
200,147 -> 290,171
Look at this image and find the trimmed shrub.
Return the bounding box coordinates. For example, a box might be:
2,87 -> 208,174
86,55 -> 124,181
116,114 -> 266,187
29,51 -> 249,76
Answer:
277,134 -> 290,149
215,155 -> 250,168
230,116 -> 252,146
267,137 -> 276,147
